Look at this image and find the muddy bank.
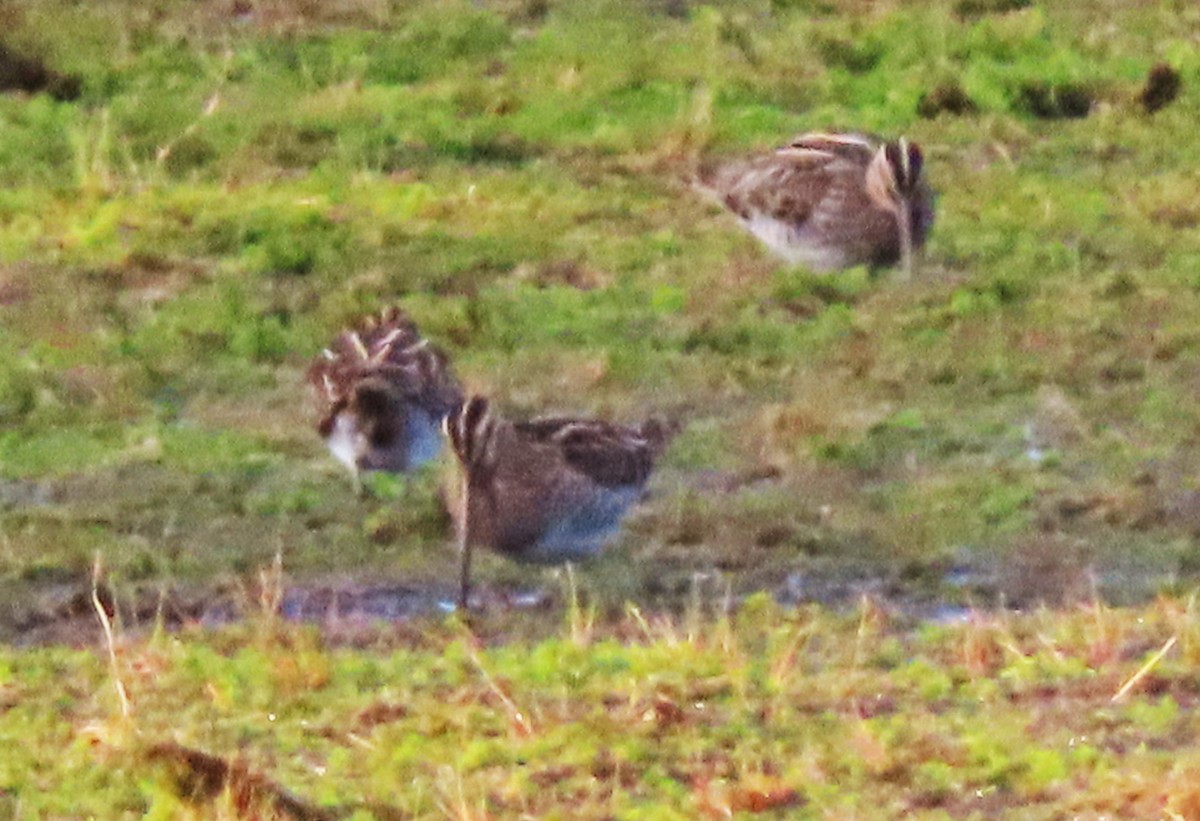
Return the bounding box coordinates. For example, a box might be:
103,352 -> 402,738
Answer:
3,550 -> 1186,648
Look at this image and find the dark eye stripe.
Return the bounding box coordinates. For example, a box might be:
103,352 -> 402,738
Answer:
884,138 -> 923,193
464,397 -> 489,438
905,142 -> 923,189
449,396 -> 493,466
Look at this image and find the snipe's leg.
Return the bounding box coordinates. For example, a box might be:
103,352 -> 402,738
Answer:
896,201 -> 914,282
457,472 -> 473,611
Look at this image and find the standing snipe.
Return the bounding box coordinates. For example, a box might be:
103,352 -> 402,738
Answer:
308,307 -> 463,484
701,132 -> 934,278
443,395 -> 674,609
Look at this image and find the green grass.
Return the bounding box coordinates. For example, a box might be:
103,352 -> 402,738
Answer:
6,597 -> 1200,818
1,0 -> 1198,600
3,0 -> 1200,813
0,3 -> 1195,583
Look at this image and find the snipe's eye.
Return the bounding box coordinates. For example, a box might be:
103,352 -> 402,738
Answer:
463,396 -> 490,432
354,383 -> 393,415
904,142 -> 924,189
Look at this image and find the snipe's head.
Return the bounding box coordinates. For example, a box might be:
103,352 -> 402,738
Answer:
865,137 -> 924,213
865,137 -> 927,279
444,395 -> 500,473
309,306 -> 462,476
315,376 -> 410,474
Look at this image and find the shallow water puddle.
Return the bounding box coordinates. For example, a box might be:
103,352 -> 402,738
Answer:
3,553 -> 1189,647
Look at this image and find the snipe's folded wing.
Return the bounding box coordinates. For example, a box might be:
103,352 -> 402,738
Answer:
714,149 -> 838,227
517,418 -> 657,488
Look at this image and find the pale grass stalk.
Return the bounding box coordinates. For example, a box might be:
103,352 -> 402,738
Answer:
0,528 -> 14,564
713,576 -> 737,657
717,629 -> 746,706
344,731 -> 377,751
154,48 -> 232,174
961,608 -> 1025,666
1087,592 -> 1107,637
1170,589 -> 1200,663
851,594 -> 879,668
259,541 -> 286,620
1035,606 -> 1067,662
1081,592 -> 1125,666
434,766 -> 487,821
700,583 -> 747,702
92,553 -> 132,719
671,81 -> 713,173
684,571 -> 707,644
468,645 -> 534,738
1112,635 -> 1177,703
149,584 -> 169,645
626,604 -> 653,643
987,609 -> 1027,663
990,140 -> 1017,171
626,603 -> 679,646
71,109 -> 114,195
959,609 -> 1009,677
769,623 -> 814,690
564,563 -> 595,647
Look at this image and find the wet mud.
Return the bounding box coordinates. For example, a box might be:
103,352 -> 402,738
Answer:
3,551 -> 1185,648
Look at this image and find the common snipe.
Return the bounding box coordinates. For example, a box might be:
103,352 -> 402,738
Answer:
308,307 -> 462,485
702,132 -> 934,278
443,395 -> 674,608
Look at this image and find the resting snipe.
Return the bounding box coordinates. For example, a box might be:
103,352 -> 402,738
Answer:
701,132 -> 934,278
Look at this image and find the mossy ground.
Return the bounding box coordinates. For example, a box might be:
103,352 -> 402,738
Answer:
8,597 -> 1200,818
2,0 -> 1200,815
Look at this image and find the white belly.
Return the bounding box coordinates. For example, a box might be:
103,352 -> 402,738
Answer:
324,413 -> 361,474
743,213 -> 847,272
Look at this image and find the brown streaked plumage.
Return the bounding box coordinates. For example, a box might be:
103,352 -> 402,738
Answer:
444,395 -> 675,609
307,307 -> 462,484
700,132 -> 935,278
